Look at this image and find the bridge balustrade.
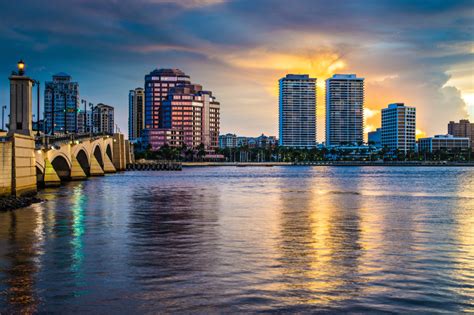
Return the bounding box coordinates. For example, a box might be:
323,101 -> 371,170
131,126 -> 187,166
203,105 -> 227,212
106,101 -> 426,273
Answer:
35,132 -> 113,149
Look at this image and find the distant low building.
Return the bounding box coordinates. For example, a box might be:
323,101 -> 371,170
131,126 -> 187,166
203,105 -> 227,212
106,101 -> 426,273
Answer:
325,144 -> 378,160
236,136 -> 248,147
418,135 -> 470,153
448,119 -> 474,152
219,133 -> 277,149
368,128 -> 382,148
141,128 -> 184,150
219,133 -> 237,148
252,134 -> 277,148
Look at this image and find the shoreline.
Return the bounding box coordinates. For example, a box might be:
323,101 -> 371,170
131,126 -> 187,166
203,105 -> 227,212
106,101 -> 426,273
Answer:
182,161 -> 474,167
0,195 -> 43,212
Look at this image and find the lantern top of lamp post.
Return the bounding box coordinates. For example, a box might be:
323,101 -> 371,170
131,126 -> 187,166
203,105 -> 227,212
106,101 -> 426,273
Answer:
17,59 -> 25,76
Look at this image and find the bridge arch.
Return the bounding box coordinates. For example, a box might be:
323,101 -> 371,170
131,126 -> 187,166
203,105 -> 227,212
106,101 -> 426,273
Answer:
106,143 -> 113,162
51,154 -> 71,181
76,149 -> 90,176
93,145 -> 104,169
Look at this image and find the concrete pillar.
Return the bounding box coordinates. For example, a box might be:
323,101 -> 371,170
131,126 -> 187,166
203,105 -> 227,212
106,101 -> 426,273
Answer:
103,154 -> 116,173
8,74 -> 34,137
11,134 -> 37,195
43,157 -> 61,187
125,140 -> 131,166
112,133 -> 126,171
129,142 -> 135,164
70,154 -> 87,180
0,138 -> 12,196
89,153 -> 104,176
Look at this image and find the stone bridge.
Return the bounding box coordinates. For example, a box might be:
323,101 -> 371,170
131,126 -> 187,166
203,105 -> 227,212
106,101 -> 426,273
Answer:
35,133 -> 132,186
1,131 -> 133,196
0,65 -> 133,197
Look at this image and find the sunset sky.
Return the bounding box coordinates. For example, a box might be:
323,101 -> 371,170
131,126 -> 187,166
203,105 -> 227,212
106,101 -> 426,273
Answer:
0,0 -> 472,141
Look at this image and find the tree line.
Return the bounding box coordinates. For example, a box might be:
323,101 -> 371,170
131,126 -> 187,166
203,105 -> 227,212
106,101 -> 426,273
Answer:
135,144 -> 472,162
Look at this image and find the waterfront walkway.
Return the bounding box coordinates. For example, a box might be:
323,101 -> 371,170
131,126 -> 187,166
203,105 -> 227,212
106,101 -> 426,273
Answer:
182,161 -> 474,167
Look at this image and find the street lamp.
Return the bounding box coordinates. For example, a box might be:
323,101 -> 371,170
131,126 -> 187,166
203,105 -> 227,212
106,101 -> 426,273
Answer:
32,80 -> 40,137
63,91 -> 68,134
89,102 -> 95,134
74,95 -> 78,134
46,87 -> 56,136
17,60 -> 25,76
81,99 -> 87,133
1,105 -> 6,131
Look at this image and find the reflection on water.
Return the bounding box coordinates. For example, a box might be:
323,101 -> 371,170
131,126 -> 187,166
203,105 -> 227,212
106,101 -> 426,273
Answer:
0,167 -> 473,313
277,171 -> 365,309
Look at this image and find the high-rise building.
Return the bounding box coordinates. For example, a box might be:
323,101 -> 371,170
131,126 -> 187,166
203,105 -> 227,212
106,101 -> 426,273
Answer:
368,128 -> 382,148
161,83 -> 220,149
381,103 -> 416,153
44,73 -> 79,134
129,87 -> 145,141
142,69 -> 220,150
325,74 -> 364,146
448,119 -> 474,152
279,74 -> 317,148
94,104 -> 114,134
418,135 -> 470,152
144,69 -> 190,129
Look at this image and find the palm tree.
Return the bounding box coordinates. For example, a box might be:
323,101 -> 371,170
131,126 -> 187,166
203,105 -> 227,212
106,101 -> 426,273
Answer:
197,143 -> 206,161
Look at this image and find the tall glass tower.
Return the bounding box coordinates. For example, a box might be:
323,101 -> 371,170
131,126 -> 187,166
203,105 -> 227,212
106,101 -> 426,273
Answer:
325,74 -> 364,146
279,74 -> 317,148
128,87 -> 145,141
44,73 -> 79,134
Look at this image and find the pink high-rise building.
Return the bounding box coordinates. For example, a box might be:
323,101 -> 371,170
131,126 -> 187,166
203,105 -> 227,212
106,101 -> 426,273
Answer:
141,69 -> 220,150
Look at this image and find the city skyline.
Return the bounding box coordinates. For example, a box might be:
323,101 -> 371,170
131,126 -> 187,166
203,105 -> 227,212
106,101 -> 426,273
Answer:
0,0 -> 472,141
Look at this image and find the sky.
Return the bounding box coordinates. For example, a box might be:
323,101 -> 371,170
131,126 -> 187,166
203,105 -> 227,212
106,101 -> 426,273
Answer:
0,0 -> 473,141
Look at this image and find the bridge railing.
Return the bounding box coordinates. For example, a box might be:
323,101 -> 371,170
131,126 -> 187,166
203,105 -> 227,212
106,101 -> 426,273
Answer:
35,132 -> 113,149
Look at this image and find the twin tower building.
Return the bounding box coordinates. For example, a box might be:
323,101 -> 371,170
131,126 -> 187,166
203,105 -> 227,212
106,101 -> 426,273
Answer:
279,73 -> 417,152
279,74 -> 365,148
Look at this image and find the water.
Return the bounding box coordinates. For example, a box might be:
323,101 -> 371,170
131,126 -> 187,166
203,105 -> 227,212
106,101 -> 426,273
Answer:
0,167 -> 473,313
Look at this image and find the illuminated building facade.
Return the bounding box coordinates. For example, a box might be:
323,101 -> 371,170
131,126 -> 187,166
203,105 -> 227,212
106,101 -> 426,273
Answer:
279,74 -> 317,148
326,74 -> 364,146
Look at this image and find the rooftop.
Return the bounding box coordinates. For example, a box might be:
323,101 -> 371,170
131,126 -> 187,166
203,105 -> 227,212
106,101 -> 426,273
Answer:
147,68 -> 189,77
328,74 -> 364,80
282,74 -> 311,80
53,72 -> 71,78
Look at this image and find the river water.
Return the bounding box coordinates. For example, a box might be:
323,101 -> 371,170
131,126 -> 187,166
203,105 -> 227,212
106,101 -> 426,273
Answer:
0,167 -> 473,313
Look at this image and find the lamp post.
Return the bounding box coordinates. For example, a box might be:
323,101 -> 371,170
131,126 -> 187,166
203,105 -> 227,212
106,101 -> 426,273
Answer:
89,102 -> 95,134
1,105 -> 6,131
46,87 -> 56,136
63,91 -> 68,134
74,94 -> 78,134
81,99 -> 87,133
32,80 -> 40,137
